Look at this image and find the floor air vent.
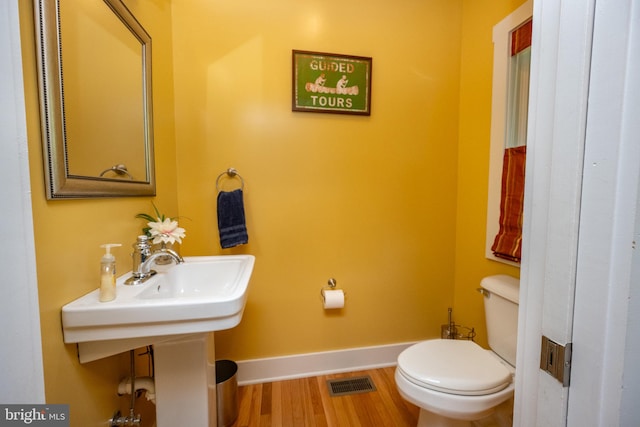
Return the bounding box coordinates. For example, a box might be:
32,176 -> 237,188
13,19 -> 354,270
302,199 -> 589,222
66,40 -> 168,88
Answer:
327,375 -> 376,397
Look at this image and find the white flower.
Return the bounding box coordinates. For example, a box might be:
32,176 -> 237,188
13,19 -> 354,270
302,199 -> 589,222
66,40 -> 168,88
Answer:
148,218 -> 186,245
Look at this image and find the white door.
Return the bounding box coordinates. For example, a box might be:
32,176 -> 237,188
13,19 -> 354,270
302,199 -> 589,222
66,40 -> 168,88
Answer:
567,0 -> 640,425
515,0 -> 640,425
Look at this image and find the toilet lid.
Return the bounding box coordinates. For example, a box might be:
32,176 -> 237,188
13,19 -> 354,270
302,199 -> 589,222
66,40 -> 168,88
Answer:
398,340 -> 512,396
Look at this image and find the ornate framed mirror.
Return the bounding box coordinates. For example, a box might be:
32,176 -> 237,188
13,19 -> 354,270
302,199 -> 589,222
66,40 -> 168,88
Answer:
34,0 -> 155,199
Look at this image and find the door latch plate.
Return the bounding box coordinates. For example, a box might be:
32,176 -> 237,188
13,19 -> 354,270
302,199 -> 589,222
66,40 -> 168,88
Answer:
540,335 -> 572,387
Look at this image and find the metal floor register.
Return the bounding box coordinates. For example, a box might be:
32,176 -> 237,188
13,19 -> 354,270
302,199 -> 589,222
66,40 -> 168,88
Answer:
327,375 -> 377,397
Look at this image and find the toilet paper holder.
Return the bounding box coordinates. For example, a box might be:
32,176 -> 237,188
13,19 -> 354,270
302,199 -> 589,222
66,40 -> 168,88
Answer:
320,278 -> 346,297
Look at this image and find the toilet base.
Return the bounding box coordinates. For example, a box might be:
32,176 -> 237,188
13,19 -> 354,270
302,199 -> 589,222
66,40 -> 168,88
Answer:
416,397 -> 513,427
417,410 -> 472,427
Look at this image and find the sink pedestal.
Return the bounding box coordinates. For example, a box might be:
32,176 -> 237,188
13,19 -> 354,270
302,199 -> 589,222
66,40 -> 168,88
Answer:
153,333 -> 216,427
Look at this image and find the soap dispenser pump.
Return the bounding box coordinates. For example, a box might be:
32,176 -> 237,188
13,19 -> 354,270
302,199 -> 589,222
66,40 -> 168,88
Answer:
99,243 -> 122,302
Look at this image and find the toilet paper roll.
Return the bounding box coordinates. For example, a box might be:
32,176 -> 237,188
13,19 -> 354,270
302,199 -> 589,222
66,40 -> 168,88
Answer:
322,289 -> 345,309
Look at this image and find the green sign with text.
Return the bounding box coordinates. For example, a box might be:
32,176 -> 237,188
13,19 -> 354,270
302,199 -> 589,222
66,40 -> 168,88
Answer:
293,50 -> 372,115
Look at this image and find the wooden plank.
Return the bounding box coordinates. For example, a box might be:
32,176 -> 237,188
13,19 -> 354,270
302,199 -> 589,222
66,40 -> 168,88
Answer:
233,368 -> 418,426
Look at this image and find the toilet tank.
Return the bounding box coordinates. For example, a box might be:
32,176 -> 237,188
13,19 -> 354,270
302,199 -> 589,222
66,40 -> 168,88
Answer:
480,275 -> 520,366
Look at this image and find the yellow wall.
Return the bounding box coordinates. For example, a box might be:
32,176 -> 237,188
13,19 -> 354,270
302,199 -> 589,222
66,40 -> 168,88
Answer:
453,0 -> 525,347
172,0 -> 462,361
20,0 -> 525,425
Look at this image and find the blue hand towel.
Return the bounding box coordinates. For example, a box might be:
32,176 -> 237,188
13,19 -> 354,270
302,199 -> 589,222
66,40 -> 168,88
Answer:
217,189 -> 249,249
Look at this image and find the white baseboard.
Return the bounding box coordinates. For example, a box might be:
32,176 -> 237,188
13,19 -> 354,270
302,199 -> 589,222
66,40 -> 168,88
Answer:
235,341 -> 417,385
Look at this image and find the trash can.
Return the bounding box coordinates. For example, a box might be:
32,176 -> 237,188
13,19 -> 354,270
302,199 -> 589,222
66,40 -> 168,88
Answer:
215,360 -> 238,427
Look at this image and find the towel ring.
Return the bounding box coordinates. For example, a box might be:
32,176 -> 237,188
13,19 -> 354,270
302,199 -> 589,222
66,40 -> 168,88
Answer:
216,167 -> 245,192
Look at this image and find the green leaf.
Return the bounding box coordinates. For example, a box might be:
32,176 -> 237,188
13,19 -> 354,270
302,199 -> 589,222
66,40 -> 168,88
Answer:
152,202 -> 166,221
135,213 -> 156,222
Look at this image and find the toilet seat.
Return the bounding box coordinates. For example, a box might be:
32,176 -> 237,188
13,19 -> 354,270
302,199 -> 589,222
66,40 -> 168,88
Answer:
397,340 -> 512,396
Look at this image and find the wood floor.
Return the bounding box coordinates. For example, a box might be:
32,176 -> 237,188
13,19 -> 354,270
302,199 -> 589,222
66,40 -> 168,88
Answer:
231,367 -> 420,427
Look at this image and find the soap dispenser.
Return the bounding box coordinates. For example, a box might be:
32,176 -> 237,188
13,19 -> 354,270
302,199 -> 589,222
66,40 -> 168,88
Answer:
99,243 -> 121,302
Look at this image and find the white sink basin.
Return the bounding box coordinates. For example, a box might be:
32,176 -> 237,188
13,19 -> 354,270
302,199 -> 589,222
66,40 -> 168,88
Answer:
61,255 -> 255,347
62,254 -> 255,426
136,258 -> 247,300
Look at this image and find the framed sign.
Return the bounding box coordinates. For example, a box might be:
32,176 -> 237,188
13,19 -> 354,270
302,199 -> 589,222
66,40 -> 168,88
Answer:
292,50 -> 372,115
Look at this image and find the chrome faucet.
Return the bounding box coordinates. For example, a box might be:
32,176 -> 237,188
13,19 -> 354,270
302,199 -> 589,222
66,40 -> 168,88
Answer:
139,247 -> 184,275
125,235 -> 184,285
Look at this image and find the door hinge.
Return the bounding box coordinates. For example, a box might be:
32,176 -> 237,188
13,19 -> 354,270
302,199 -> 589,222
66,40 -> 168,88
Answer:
540,336 -> 572,387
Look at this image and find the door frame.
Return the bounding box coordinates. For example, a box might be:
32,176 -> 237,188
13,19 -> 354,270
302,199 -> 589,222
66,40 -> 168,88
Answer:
0,0 -> 46,403
515,0 -> 640,425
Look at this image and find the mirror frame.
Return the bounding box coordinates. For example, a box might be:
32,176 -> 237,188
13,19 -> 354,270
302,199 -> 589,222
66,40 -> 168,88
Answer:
34,0 -> 156,199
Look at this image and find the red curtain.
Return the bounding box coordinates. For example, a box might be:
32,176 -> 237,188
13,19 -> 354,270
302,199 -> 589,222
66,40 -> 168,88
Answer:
511,19 -> 532,56
492,146 -> 526,262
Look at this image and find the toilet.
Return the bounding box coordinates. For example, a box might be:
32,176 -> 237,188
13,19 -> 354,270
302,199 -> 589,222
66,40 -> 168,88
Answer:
395,275 -> 519,427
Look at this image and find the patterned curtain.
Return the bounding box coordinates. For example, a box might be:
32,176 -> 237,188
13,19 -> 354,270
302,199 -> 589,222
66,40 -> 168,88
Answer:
491,146 -> 526,262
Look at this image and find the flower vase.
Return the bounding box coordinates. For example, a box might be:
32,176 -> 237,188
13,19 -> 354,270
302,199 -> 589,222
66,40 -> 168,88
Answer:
154,242 -> 175,265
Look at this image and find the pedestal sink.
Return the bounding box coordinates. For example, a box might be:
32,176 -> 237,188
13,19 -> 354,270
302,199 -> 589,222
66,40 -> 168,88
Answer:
61,255 -> 255,427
